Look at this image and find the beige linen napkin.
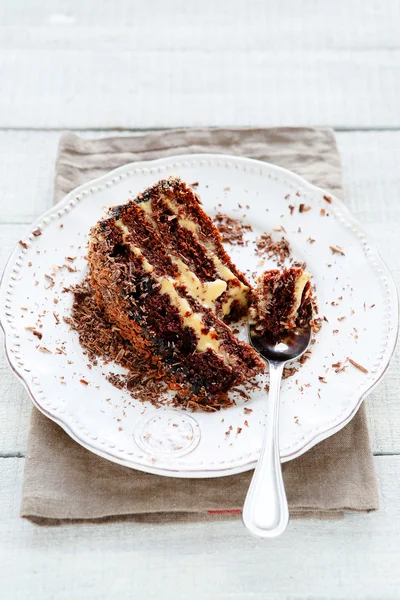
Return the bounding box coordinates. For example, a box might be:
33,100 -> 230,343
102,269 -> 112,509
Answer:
21,127 -> 379,523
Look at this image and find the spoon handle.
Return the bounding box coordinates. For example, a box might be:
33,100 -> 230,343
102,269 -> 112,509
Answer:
242,361 -> 289,538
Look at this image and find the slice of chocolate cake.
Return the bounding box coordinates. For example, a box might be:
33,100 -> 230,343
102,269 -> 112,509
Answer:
88,177 -> 264,404
250,268 -> 313,338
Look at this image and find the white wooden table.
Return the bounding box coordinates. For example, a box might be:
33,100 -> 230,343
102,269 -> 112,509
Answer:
1,2 -> 400,598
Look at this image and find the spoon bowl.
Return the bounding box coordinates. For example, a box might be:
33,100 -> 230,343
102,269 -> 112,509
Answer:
249,324 -> 312,364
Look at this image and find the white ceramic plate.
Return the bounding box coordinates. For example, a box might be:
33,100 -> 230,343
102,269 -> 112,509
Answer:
0,154 -> 398,477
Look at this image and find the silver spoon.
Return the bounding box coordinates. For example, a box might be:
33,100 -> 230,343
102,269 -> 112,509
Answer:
243,319 -> 312,538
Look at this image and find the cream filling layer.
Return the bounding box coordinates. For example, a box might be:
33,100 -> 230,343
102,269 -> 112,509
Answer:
172,258 -> 227,310
115,219 -> 228,359
159,279 -> 225,356
287,271 -> 311,323
138,196 -> 249,315
116,220 -> 227,309
116,221 -> 154,272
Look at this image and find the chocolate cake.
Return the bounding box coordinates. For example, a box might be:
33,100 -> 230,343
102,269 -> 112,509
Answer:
88,176 -> 264,403
250,268 -> 313,338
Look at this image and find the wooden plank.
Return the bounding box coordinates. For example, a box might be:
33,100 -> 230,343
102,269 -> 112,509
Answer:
0,130 -> 399,456
0,0 -> 400,128
0,130 -> 59,223
1,48 -> 399,129
1,0 -> 399,51
337,131 -> 400,455
0,455 -> 399,599
2,128 -> 400,225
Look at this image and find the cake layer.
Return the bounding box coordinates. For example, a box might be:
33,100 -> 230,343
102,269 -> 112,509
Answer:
250,268 -> 312,338
88,177 -> 264,403
105,177 -> 252,320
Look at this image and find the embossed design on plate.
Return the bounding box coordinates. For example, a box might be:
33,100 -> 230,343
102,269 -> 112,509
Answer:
134,412 -> 201,457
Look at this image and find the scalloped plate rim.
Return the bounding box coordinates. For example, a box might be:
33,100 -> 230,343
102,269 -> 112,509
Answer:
0,153 -> 398,478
